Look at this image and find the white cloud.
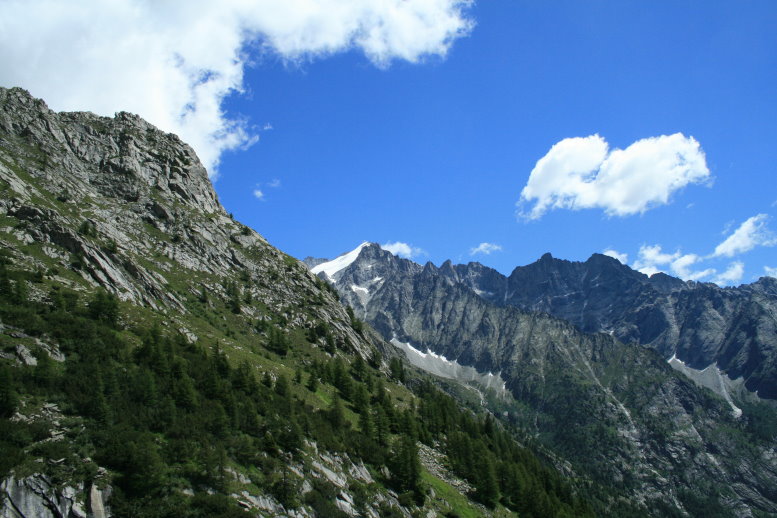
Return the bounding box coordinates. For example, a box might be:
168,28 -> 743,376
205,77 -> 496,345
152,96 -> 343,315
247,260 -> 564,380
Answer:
713,214 -> 776,257
470,242 -> 502,256
518,134 -> 710,219
0,0 -> 473,175
252,179 -> 280,200
713,262 -> 744,286
632,245 -> 680,276
670,253 -> 716,281
765,266 -> 777,278
602,249 -> 628,264
632,245 -> 714,281
381,241 -> 425,259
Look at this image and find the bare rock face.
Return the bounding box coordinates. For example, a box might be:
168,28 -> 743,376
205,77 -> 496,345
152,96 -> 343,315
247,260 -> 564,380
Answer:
316,243 -> 777,516
0,87 -> 219,213
497,254 -> 777,399
0,473 -> 98,518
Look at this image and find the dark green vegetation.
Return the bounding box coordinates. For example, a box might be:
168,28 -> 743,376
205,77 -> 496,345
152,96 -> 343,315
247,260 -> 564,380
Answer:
0,254 -> 593,517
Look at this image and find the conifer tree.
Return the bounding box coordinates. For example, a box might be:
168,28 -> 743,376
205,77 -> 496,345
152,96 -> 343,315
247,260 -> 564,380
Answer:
389,357 -> 405,383
0,365 -> 17,418
475,455 -> 500,508
328,395 -> 347,430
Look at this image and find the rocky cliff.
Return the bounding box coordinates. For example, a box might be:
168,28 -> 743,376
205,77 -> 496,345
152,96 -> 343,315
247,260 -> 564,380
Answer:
443,252 -> 777,400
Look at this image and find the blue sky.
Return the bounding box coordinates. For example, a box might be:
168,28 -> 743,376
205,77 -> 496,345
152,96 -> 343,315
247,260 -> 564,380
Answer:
3,1 -> 776,283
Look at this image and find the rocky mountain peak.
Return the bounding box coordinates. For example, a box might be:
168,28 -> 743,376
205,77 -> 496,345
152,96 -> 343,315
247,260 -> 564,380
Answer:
0,87 -> 221,214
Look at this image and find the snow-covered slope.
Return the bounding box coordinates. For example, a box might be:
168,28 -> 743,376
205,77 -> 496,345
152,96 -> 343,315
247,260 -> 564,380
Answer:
668,354 -> 749,418
311,242 -> 370,281
391,338 -> 507,397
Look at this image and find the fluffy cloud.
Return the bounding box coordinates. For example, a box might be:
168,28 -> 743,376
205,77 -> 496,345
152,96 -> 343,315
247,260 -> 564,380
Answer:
713,214 -> 776,257
669,254 -> 716,281
0,0 -> 473,174
470,242 -> 502,256
518,134 -> 710,219
765,266 -> 777,278
602,249 -> 628,264
713,262 -> 744,286
252,189 -> 264,201
632,245 -> 714,281
632,245 -> 680,276
381,241 -> 425,259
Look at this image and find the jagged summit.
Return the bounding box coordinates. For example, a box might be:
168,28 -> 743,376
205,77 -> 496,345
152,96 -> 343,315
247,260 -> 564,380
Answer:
0,87 -> 220,214
309,241 -> 777,399
310,241 -> 373,280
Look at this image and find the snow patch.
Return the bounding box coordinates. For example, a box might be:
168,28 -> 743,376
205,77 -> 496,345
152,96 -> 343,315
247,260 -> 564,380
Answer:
351,285 -> 369,295
311,242 -> 370,281
391,338 -> 507,396
668,354 -> 743,418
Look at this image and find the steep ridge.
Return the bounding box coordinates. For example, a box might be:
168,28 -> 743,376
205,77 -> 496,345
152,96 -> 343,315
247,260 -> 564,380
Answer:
314,243 -> 777,516
492,253 -> 777,399
0,88 -> 596,518
404,251 -> 777,400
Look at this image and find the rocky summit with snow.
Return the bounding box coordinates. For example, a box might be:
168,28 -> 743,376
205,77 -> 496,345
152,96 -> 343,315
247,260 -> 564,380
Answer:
310,241 -> 777,516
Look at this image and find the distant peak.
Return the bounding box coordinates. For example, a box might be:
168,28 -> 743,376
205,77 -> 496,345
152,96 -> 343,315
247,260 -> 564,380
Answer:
310,242 -> 371,280
586,253 -> 621,265
539,252 -> 554,261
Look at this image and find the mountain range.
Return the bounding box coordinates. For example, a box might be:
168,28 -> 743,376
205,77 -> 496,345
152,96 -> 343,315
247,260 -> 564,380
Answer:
307,242 -> 777,515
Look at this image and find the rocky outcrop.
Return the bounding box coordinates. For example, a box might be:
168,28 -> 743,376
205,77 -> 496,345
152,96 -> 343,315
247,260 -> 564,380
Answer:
0,474 -> 109,518
0,88 -> 407,517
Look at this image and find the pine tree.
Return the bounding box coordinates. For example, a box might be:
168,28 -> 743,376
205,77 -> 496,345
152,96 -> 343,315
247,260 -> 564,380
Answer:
328,395 -> 347,430
306,374 -> 319,392
359,409 -> 374,438
389,357 -> 405,383
390,435 -> 422,501
474,455 -> 500,508
0,365 -> 17,418
88,289 -> 119,326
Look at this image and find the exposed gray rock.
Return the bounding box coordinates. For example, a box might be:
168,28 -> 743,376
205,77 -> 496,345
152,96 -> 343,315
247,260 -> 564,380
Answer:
335,490 -> 356,516
347,461 -> 374,484
310,460 -> 347,488
0,474 -> 89,518
88,484 -> 110,518
460,252 -> 777,400
14,345 -> 36,366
